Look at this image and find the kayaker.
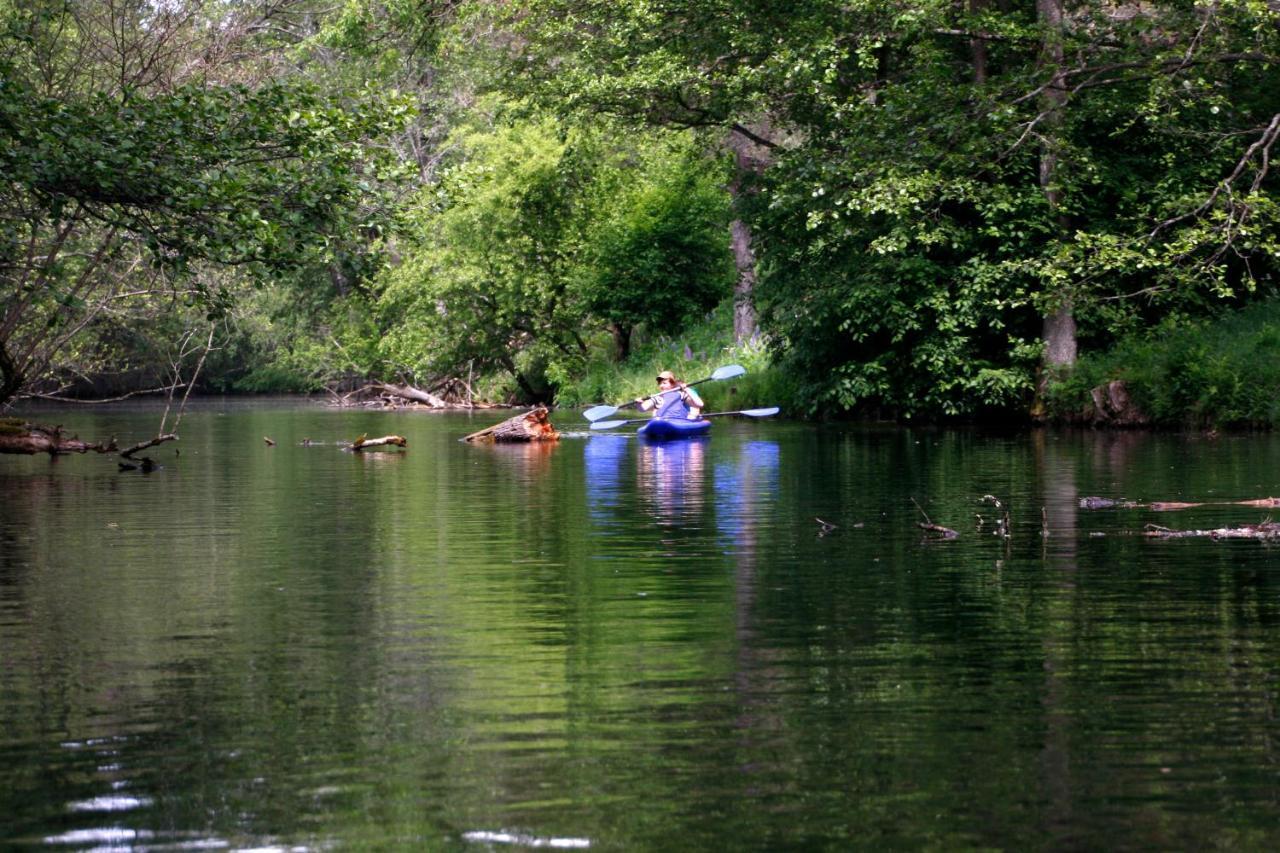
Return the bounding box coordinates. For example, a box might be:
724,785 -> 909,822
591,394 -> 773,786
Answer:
638,370 -> 704,420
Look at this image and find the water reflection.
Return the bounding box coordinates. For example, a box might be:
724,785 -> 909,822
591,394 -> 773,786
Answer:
635,437 -> 707,525
714,441 -> 780,550
9,408 -> 1280,849
584,435 -> 628,526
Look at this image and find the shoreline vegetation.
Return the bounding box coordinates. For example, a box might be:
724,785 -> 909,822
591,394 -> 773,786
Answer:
11,295 -> 1280,433
2,3 -> 1278,437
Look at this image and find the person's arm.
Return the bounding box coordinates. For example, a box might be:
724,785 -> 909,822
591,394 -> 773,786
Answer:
637,394 -> 658,412
681,386 -> 704,419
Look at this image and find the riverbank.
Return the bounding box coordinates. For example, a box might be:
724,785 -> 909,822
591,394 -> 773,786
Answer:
1045,300 -> 1280,430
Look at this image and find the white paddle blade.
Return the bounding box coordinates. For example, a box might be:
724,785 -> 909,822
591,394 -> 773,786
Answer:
583,405 -> 619,422
711,364 -> 747,381
742,407 -> 780,417
589,420 -> 630,430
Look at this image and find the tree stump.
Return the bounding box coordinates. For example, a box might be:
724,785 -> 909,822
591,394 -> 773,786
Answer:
463,408 -> 559,443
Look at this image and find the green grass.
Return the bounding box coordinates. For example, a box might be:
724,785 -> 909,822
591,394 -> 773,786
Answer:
1046,300 -> 1280,429
554,303 -> 797,414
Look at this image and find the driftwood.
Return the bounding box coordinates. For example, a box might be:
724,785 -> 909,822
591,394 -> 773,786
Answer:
1081,496 -> 1280,511
350,434 -> 407,451
332,379 -> 499,410
918,522 -> 960,539
1144,522 -> 1280,540
120,434 -> 177,460
912,497 -> 958,538
463,408 -> 559,443
0,419 -> 117,456
376,383 -> 448,408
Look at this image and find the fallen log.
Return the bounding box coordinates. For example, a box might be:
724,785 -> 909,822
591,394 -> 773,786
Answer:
376,382 -> 448,408
0,418 -> 117,456
1081,495 -> 1280,511
1144,522 -> 1280,540
463,408 -> 559,443
350,434 -> 407,451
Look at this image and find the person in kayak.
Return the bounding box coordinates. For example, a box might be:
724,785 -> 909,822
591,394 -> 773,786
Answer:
638,370 -> 704,420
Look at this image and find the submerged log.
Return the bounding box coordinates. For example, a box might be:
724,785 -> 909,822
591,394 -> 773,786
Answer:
463,408 -> 559,443
1081,495 -> 1280,511
0,418 -> 117,456
918,522 -> 960,539
1144,522 -> 1280,540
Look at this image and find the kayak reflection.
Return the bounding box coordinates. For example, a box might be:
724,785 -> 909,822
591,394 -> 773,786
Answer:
636,435 -> 708,525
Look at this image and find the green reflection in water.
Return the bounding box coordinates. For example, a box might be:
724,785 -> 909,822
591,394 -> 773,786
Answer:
2,403 -> 1280,849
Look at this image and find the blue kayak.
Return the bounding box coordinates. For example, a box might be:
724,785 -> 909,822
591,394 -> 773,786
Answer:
637,418 -> 711,441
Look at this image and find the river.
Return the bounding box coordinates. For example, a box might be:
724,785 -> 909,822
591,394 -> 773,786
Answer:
3,399 -> 1280,849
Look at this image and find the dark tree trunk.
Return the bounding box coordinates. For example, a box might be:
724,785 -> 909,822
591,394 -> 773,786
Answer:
611,323 -> 632,362
970,0 -> 989,84
1034,0 -> 1076,414
725,125 -> 775,344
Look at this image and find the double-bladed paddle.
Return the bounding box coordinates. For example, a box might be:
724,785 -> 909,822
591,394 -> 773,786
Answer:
589,407 -> 780,430
582,364 -> 747,422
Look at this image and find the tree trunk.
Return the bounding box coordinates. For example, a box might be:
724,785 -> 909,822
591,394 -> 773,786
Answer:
1035,0 -> 1075,413
725,125 -> 774,344
970,0 -> 989,84
0,344 -> 24,409
611,323 -> 632,362
463,407 -> 560,443
730,219 -> 759,343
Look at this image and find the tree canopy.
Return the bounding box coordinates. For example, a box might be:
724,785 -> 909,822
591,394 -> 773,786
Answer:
2,0 -> 1278,419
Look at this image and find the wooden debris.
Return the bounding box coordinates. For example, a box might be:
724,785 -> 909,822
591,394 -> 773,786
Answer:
912,497 -> 958,539
375,382 -> 447,408
120,434 -> 177,460
350,434 -> 407,451
462,408 -> 559,444
1144,522 -> 1280,540
0,419 -> 118,456
918,522 -> 960,539
331,379 -> 495,410
1082,496 -> 1280,511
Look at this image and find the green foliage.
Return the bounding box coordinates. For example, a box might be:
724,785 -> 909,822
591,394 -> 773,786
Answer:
555,300 -> 798,413
371,112 -> 735,401
481,0 -> 1280,421
1046,301 -> 1280,429
581,151 -> 735,355
0,1 -> 413,404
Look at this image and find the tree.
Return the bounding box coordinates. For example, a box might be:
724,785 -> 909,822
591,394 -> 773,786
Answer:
582,153 -> 735,361
373,115 -> 595,401
473,0 -> 1280,418
0,0 -> 411,407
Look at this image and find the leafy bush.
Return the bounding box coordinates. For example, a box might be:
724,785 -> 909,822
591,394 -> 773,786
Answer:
1047,301 -> 1280,428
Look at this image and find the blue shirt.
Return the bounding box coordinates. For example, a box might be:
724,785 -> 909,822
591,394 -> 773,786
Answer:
653,388 -> 703,420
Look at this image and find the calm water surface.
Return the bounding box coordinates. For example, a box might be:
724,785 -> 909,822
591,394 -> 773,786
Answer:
3,400 -> 1280,850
